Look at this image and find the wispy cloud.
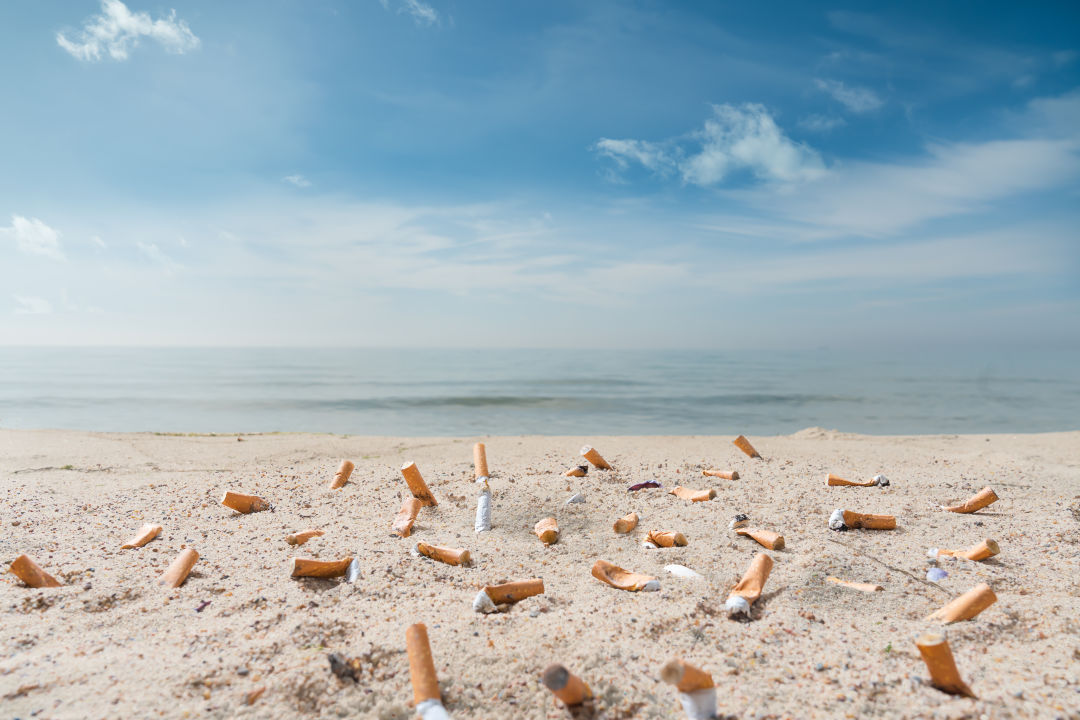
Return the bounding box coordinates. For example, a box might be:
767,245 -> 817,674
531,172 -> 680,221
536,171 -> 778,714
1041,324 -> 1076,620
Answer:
814,78 -> 884,113
1,215 -> 65,261
57,0 -> 199,62
12,295 -> 53,315
380,0 -> 439,27
798,114 -> 847,133
136,241 -> 180,273
281,174 -> 312,188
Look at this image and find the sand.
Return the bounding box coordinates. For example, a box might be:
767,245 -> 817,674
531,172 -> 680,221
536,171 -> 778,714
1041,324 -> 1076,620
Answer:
2,429 -> 1079,719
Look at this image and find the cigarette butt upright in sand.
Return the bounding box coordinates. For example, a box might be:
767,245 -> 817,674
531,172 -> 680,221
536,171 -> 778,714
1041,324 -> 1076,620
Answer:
703,469 -> 738,480
406,623 -> 452,720
915,632 -> 975,698
613,511 -> 639,534
221,491 -> 270,514
401,462 -> 438,507
392,497 -> 423,538
8,555 -> 62,588
646,530 -> 688,548
473,443 -> 489,480
580,445 -> 612,470
534,517 -> 559,545
734,527 -> 785,550
591,559 -> 660,592
725,553 -> 773,617
290,557 -> 354,579
660,659 -> 716,720
932,539 -> 1000,562
942,486 -> 998,514
733,435 -> 761,459
474,481 -> 492,533
669,486 -> 716,502
472,578 -> 545,613
285,529 -> 324,546
927,583 -> 997,623
416,543 -> 471,566
158,548 -> 198,589
829,509 -> 896,531
331,460 -> 355,489
121,523 -> 162,549
826,576 -> 883,593
541,664 -> 592,707
826,474 -> 877,487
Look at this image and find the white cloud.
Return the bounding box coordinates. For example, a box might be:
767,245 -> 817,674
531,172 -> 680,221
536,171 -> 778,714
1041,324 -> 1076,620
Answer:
57,0 -> 199,62
799,114 -> 847,133
137,241 -> 180,272
1,215 -> 65,260
91,235 -> 106,249
814,79 -> 884,113
593,139 -> 674,174
12,295 -> 53,315
380,0 -> 439,27
282,174 -> 312,188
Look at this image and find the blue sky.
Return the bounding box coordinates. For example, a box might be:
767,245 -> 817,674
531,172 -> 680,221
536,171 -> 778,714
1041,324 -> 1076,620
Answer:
1,0 -> 1078,348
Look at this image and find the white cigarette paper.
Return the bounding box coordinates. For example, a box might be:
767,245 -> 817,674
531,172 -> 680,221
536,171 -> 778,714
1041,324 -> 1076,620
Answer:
474,485 -> 491,533
679,687 -> 718,720
415,698 -> 452,720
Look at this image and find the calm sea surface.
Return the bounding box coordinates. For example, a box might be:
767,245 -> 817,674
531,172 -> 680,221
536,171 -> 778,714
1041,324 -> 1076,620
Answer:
1,347 -> 1077,435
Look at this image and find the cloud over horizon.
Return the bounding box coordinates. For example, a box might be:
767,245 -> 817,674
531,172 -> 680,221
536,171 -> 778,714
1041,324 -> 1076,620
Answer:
57,0 -> 199,62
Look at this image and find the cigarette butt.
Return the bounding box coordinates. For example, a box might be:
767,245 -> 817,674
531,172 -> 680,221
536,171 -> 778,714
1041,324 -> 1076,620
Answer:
406,623 -> 442,704
915,632 -> 975,698
121,523 -> 162,549
416,542 -> 471,566
613,512 -> 639,534
591,559 -> 659,592
541,664 -> 592,706
926,583 -> 997,623
827,474 -> 877,487
735,527 -> 785,550
400,462 -> 438,507
935,539 -> 1000,562
733,435 -> 761,459
221,491 -> 270,514
473,442 -> 489,480
564,465 -> 587,477
285,529 -> 324,546
646,530 -> 688,548
669,486 -> 716,502
580,445 -> 612,470
826,576 -> 883,592
244,686 -> 266,705
942,486 -> 998,514
725,552 -> 773,616
290,557 -> 354,579
473,578 -> 545,612
158,548 -> 198,588
474,486 -> 491,533
330,459 -> 354,489
660,658 -> 714,693
8,555 -> 62,588
829,509 -> 896,530
729,513 -> 750,530
392,497 -> 423,538
534,517 -> 559,545
703,469 -> 738,480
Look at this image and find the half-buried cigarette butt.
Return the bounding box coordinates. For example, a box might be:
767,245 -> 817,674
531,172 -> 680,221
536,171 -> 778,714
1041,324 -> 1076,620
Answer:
942,486 -> 998,514
591,559 -> 660,592
703,469 -> 738,480
416,542 -> 471,566
931,539 -> 1000,562
534,517 -> 559,545
285,529 -> 324,546
541,664 -> 592,707
829,509 -> 896,531
474,482 -> 492,533
826,576 -> 883,593
827,474 -> 877,487
221,491 -> 270,514
401,462 -> 438,506
331,459 -> 354,489
660,659 -> 717,720
646,530 -> 688,548
926,583 -> 997,623
406,623 -> 452,720
733,435 -> 761,459
735,527 -> 785,550
580,445 -> 611,470
122,523 -> 162,549
392,497 -> 423,538
725,553 -> 773,617
669,486 -> 716,502
472,578 -> 545,613
915,632 -> 975,698
290,557 -> 354,579
474,442 -> 489,480
158,548 -> 198,589
8,555 -> 62,588
564,465 -> 588,477
613,512 -> 639,534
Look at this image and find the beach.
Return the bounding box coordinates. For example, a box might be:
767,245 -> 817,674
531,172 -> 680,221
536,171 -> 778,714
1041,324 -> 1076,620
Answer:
2,428 -> 1079,719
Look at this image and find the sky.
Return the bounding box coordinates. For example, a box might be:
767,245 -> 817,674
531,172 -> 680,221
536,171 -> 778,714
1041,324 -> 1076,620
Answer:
0,0 -> 1078,349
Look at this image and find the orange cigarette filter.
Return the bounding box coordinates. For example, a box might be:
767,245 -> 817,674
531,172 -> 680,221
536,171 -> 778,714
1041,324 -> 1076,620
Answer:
564,466 -> 587,477
647,530 -> 688,547
331,459 -> 355,489
285,529 -> 324,546
158,548 -> 199,589
482,578 -> 545,604
121,523 -> 162,549
392,497 -> 423,538
613,512 -> 639,534
416,542 -> 471,566
827,474 -> 876,487
942,486 -> 998,514
542,664 -> 592,707
8,555 -> 62,588
669,486 -> 716,502
400,462 -> 438,507
406,623 -> 442,705
660,658 -> 715,693
733,435 -> 761,459
735,527 -> 785,550
915,632 -> 975,698
730,553 -> 773,604
221,491 -> 270,514
841,510 -> 896,530
591,559 -> 659,591
826,576 -> 882,593
580,445 -> 612,470
290,557 -> 354,578
474,442 -> 489,479
937,539 -> 1000,562
534,517 -> 559,545
927,583 -> 997,623
702,469 -> 739,480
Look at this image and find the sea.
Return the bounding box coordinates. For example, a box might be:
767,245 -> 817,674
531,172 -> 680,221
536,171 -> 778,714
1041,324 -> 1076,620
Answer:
1,347 -> 1077,436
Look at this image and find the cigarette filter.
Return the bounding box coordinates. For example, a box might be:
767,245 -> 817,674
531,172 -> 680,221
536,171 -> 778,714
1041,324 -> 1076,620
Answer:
534,517 -> 559,545
331,459 -> 355,489
646,530 -> 688,548
285,529 -> 324,546
669,486 -> 716,502
564,465 -> 587,477
826,474 -> 877,487
661,659 -> 716,720
541,664 -> 592,707
472,578 -> 545,613
400,462 -> 438,507
915,632 -> 975,698
613,511 -> 639,534
121,523 -> 162,549
416,542 -> 471,566
392,497 -> 423,538
221,491 -> 270,514
591,559 -> 660,592
942,486 -> 998,514
826,576 -> 883,592
930,539 -> 1000,562
473,442 -> 489,480
290,557 -> 354,579
8,555 -> 62,588
725,553 -> 773,617
580,445 -> 612,470
406,623 -> 452,720
474,484 -> 492,533
926,583 -> 997,623
702,469 -> 738,480
734,527 -> 785,550
158,548 -> 199,589
733,435 -> 761,459
828,509 -> 896,531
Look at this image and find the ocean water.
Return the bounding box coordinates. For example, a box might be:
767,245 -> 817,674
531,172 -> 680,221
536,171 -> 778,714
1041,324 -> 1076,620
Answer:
1,347 -> 1077,436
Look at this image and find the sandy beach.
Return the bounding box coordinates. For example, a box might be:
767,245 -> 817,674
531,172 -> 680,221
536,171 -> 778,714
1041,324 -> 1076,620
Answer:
2,429 -> 1079,720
